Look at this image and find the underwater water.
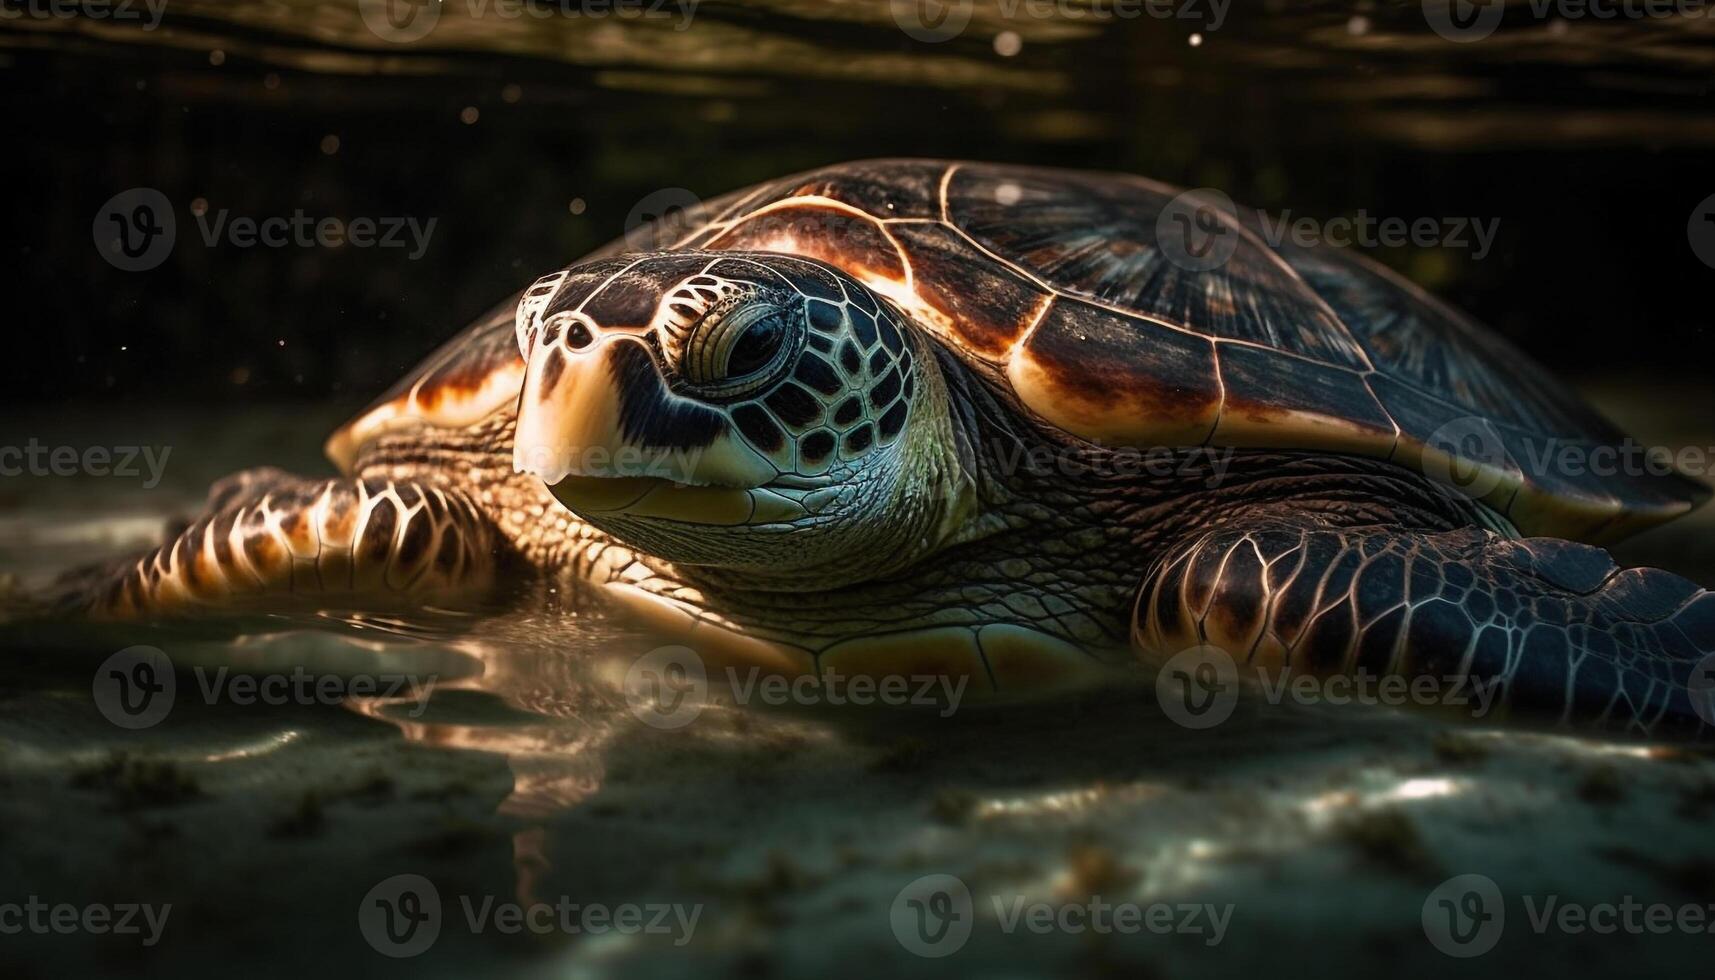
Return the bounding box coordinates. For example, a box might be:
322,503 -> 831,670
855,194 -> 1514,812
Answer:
5,2 -> 1715,978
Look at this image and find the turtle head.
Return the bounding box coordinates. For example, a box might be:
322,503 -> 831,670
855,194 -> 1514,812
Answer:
512,251 -> 973,583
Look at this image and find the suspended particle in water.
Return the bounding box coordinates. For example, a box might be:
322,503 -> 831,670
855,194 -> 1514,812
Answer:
993,31 -> 1021,57
321,134 -> 341,155
460,106 -> 480,125
569,198 -> 587,216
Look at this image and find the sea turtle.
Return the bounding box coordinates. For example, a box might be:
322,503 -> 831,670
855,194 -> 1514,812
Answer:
61,160 -> 1715,734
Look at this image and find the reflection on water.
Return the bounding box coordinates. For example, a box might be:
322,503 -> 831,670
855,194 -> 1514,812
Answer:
343,609 -> 635,819
6,0 -> 1715,147
6,479 -> 1715,976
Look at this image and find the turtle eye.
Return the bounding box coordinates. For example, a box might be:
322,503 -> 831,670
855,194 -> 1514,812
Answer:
726,313 -> 786,377
681,300 -> 801,400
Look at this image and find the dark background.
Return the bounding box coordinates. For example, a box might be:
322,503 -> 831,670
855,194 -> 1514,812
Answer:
4,11 -> 1715,979
4,1 -> 1713,420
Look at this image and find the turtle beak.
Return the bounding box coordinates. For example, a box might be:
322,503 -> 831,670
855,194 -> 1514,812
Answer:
513,335 -> 782,522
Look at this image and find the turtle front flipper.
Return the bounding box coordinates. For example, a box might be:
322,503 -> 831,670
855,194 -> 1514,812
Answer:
1136,522 -> 1715,737
55,468 -> 502,620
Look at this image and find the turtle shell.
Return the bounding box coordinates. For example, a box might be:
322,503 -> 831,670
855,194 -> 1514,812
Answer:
660,160 -> 1705,543
325,292 -> 525,472
331,160 -> 1706,544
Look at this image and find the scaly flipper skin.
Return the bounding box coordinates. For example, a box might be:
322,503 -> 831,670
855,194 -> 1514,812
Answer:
1136,520 -> 1715,736
55,468 -> 500,620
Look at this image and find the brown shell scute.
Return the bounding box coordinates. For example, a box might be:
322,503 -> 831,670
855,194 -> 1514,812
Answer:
887,222 -> 1050,358
947,165 -> 1372,371
1008,299 -> 1221,447
703,203 -> 909,286
664,158 -> 1704,541
1212,343 -> 1395,456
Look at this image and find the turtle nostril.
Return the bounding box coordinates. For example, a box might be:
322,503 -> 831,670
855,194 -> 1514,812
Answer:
566,322 -> 594,350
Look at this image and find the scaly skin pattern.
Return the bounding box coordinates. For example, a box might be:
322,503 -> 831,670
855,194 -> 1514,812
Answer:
63,414 -> 573,619
1139,521 -> 1715,736
69,466 -> 499,619
608,356 -> 1490,675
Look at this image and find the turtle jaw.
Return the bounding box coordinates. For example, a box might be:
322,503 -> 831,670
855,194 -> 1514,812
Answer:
514,334 -> 792,526
544,473 -> 816,527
